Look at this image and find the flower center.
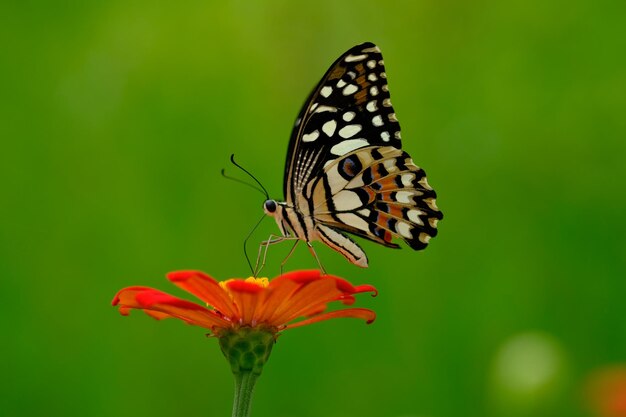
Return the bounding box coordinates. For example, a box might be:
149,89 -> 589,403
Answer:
219,277 -> 269,295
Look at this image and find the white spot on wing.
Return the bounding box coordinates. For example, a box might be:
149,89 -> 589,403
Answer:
407,209 -> 425,226
321,86 -> 333,97
337,213 -> 369,231
358,208 -> 371,217
397,222 -> 413,239
381,131 -> 390,141
334,191 -> 364,211
401,173 -> 415,186
368,73 -> 378,82
322,120 -> 337,137
362,46 -> 381,53
367,60 -> 376,69
370,86 -> 379,96
302,130 -> 319,142
337,79 -> 346,88
345,53 -> 368,62
383,159 -> 399,173
419,232 -> 431,244
372,115 -> 383,127
396,191 -> 413,204
338,124 -> 362,138
330,138 -> 369,155
382,98 -> 392,107
343,111 -> 355,122
315,105 -> 337,113
343,84 -> 358,95
366,100 -> 378,112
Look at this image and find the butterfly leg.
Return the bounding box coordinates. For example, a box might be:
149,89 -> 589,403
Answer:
279,240 -> 301,275
305,242 -> 327,275
255,235 -> 299,277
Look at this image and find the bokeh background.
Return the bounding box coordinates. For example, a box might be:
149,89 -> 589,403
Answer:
2,1 -> 625,416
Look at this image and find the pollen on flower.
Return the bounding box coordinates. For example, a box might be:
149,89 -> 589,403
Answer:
219,277 -> 269,294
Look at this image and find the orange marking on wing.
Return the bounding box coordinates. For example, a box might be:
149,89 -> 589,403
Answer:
354,88 -> 368,105
386,205 -> 404,218
355,63 -> 365,74
374,213 -> 395,242
356,75 -> 370,89
374,177 -> 398,190
329,66 -> 345,80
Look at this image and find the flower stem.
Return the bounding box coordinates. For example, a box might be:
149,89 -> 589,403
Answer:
218,327 -> 276,417
232,371 -> 258,417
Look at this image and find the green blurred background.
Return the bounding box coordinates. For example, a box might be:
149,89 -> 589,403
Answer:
2,1 -> 625,416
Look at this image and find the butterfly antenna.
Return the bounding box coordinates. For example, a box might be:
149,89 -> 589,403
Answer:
228,154 -> 270,200
221,168 -> 267,197
243,213 -> 267,275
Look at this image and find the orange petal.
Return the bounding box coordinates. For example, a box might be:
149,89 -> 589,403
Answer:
113,287 -> 230,330
254,279 -> 301,324
225,280 -> 265,325
273,269 -> 323,285
269,279 -> 340,325
286,308 -> 376,329
167,271 -> 238,318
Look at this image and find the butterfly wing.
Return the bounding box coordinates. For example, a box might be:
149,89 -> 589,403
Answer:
283,42 -> 401,207
283,42 -> 442,265
310,146 -> 443,251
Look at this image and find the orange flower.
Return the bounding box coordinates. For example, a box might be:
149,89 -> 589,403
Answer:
113,269 -> 377,417
112,269 -> 377,336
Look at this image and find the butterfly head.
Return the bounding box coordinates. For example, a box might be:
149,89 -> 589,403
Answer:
263,199 -> 278,216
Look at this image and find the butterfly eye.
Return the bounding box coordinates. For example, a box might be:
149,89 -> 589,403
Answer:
263,200 -> 277,214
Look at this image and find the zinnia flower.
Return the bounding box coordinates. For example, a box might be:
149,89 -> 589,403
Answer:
112,269 -> 377,336
113,269 -> 377,417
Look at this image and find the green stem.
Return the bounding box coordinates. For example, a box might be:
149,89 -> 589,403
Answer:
218,327 -> 276,417
232,371 -> 258,417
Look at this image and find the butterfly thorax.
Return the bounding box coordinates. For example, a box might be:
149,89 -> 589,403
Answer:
263,199 -> 315,241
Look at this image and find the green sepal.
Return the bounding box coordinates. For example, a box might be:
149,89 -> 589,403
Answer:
218,327 -> 276,376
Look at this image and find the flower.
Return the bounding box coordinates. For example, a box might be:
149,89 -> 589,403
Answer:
112,269 -> 377,335
113,269 -> 378,417
113,269 -> 377,376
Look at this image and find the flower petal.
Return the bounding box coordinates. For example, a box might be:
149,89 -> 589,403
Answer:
113,287 -> 230,330
167,271 -> 238,318
268,279 -> 340,325
254,279 -> 301,324
225,280 -> 265,325
286,308 -> 376,329
273,269 -> 323,285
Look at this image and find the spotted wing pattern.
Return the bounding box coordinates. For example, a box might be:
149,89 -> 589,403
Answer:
310,146 -> 442,251
284,42 -> 401,206
283,42 -> 442,263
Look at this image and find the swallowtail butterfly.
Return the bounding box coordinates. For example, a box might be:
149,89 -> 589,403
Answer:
260,42 -> 442,272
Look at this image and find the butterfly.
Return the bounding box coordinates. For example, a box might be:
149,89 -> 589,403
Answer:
258,42 -> 442,273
